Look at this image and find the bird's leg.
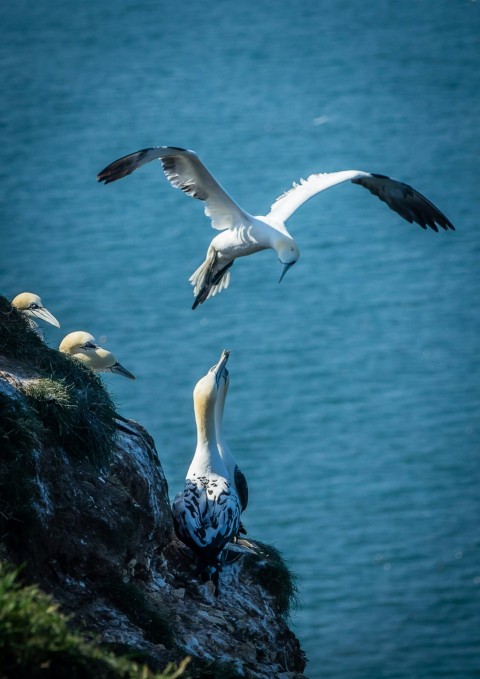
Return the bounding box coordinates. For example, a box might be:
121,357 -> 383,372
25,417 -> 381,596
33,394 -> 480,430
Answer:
192,258 -> 234,309
211,259 -> 233,286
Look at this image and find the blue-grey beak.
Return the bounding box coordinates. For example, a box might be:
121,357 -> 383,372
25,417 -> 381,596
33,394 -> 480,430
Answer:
278,261 -> 294,283
29,306 -> 61,328
109,362 -> 136,380
213,349 -> 230,386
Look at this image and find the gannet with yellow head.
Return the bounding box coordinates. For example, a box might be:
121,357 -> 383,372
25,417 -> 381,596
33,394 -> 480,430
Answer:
12,292 -> 60,328
98,146 -> 454,309
59,331 -> 135,380
172,349 -> 241,589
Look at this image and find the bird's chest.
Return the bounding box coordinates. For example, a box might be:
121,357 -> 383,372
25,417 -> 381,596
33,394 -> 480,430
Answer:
212,225 -> 268,260
187,474 -> 229,504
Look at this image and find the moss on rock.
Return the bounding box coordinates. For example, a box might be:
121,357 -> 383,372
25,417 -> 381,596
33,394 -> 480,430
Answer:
242,540 -> 298,617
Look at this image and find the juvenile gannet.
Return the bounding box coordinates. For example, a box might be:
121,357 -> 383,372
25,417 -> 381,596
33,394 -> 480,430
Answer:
59,331 -> 135,379
12,292 -> 60,328
172,349 -> 241,589
216,367 -> 248,515
97,146 -> 455,308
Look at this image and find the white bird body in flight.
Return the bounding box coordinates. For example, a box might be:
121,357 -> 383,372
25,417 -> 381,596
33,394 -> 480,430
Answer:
97,147 -> 454,309
172,350 -> 241,586
59,331 -> 136,380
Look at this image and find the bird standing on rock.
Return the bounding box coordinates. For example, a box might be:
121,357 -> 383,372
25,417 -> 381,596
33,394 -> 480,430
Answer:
59,331 -> 135,380
97,146 -> 454,309
172,349 -> 241,592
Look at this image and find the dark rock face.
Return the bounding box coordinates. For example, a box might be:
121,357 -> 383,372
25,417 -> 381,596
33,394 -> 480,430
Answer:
0,359 -> 307,678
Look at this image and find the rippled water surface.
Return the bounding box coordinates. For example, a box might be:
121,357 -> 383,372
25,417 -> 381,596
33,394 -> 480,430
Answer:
1,1 -> 479,677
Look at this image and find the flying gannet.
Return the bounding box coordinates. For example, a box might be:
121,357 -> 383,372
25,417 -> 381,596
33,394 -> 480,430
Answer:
12,292 -> 60,328
172,349 -> 241,591
216,367 -> 248,516
59,331 -> 135,379
97,146 -> 455,308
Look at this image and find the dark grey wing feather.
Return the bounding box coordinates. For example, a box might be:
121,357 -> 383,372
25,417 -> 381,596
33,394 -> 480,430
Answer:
96,148 -> 157,184
352,173 -> 455,232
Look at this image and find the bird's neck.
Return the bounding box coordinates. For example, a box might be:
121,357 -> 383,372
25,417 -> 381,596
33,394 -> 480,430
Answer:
217,438 -> 236,479
191,395 -> 225,476
215,392 -> 235,474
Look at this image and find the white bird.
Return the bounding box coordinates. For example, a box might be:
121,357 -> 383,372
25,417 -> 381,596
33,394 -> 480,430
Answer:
97,146 -> 455,308
12,292 -> 60,328
216,367 -> 248,515
59,331 -> 136,380
172,349 -> 241,589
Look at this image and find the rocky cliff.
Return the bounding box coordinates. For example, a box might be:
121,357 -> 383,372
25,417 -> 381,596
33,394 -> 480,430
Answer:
0,296 -> 307,679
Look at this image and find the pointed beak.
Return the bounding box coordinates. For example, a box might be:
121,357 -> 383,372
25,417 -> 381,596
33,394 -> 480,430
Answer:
213,349 -> 230,386
278,261 -> 294,283
109,362 -> 136,380
30,306 -> 61,327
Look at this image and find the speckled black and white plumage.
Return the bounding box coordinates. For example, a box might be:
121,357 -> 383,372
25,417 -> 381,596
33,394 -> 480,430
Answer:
172,474 -> 241,567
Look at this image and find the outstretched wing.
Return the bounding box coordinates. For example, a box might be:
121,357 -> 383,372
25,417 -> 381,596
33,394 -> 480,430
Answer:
97,146 -> 250,230
268,170 -> 454,232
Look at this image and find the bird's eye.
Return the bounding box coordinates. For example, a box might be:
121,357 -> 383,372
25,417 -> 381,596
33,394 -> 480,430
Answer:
83,341 -> 96,349
29,303 -> 39,309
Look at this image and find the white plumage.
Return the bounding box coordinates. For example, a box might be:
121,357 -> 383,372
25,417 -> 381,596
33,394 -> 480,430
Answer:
98,146 -> 454,308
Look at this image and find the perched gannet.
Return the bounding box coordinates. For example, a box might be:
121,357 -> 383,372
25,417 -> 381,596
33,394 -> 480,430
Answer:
172,350 -> 241,589
216,367 -> 248,515
12,292 -> 60,328
59,331 -> 135,379
98,146 -> 454,308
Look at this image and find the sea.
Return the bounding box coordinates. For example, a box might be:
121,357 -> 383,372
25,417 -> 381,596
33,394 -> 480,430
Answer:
1,1 -> 479,677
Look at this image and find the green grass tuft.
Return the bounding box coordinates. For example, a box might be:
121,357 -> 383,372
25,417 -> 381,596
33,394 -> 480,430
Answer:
242,540 -> 298,617
0,563 -> 189,679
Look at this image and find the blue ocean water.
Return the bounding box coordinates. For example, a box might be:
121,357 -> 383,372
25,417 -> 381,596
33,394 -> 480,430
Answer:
1,1 -> 479,676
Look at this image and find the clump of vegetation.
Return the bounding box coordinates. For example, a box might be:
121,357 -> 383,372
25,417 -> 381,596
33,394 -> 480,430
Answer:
0,293 -> 117,466
242,540 -> 298,617
99,577 -> 176,648
0,563 -> 189,679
